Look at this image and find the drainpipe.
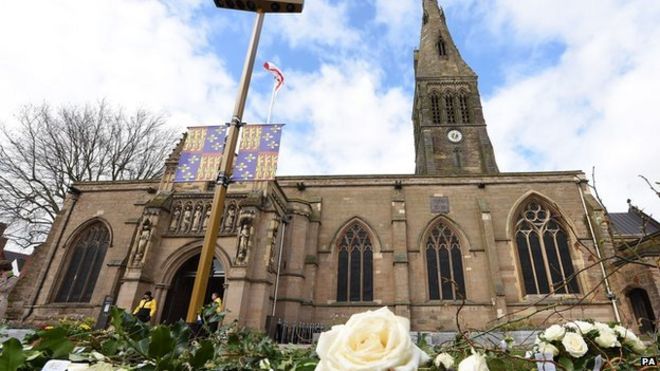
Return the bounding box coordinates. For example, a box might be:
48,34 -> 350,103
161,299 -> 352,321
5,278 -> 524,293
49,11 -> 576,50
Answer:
23,186 -> 81,320
271,215 -> 290,317
576,178 -> 621,322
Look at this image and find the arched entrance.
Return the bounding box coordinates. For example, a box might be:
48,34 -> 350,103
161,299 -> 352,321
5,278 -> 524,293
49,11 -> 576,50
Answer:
627,288 -> 656,334
161,254 -> 225,324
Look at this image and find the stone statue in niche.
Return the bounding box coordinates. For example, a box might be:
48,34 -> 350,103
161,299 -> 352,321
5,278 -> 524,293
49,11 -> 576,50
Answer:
133,219 -> 152,266
222,205 -> 236,233
169,205 -> 181,232
180,204 -> 193,232
236,223 -> 251,264
268,218 -> 281,272
202,207 -> 212,231
191,203 -> 203,232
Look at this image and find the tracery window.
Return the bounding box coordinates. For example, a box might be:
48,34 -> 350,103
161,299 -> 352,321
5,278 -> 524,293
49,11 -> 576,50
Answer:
459,94 -> 470,123
55,222 -> 110,303
444,95 -> 456,124
336,222 -> 373,302
437,39 -> 447,56
515,201 -> 580,295
426,221 -> 465,300
431,93 -> 441,124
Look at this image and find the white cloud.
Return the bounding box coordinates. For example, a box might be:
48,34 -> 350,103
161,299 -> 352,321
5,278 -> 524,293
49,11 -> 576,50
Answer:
0,0 -> 235,130
273,61 -> 414,175
271,0 -> 360,52
373,0 -> 419,48
480,0 -> 660,215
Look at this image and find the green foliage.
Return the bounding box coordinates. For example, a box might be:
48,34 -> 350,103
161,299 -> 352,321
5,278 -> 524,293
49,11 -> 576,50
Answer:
3,308 -> 656,370
0,338 -> 26,371
0,305 -> 320,370
34,327 -> 74,358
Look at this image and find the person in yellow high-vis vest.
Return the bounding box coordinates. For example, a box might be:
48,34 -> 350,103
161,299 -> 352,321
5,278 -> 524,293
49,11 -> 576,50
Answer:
133,291 -> 157,323
211,292 -> 223,313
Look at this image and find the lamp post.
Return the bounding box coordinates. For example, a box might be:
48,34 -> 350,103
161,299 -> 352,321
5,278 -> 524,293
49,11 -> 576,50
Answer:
186,0 -> 304,324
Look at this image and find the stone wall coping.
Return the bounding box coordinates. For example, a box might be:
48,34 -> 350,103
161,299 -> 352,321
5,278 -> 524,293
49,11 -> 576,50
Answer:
74,180 -> 160,192
275,171 -> 585,188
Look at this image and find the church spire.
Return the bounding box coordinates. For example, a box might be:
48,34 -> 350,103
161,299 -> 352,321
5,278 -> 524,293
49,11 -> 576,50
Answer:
416,0 -> 475,78
412,0 -> 499,175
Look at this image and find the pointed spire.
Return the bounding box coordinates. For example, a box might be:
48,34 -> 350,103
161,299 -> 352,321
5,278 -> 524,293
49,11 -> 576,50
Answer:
417,0 -> 475,78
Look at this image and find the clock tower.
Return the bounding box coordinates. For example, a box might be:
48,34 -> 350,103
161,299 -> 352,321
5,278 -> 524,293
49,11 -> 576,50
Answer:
413,0 -> 499,175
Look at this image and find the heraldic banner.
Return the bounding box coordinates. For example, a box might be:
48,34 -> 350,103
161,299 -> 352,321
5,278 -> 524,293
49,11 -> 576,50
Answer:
174,124 -> 284,183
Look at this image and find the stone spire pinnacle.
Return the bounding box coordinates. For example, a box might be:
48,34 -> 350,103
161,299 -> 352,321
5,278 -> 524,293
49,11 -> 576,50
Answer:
417,0 -> 475,78
412,0 -> 499,175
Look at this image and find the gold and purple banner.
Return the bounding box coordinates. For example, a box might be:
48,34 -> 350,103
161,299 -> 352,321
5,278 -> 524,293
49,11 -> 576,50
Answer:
174,124 -> 284,183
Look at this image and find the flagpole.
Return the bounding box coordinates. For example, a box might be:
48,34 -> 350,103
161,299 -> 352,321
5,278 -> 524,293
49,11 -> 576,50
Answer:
185,9 -> 265,324
266,81 -> 277,124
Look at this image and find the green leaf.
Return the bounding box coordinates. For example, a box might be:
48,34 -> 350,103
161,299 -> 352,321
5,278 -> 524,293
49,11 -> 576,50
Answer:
486,358 -> 507,371
558,356 -> 574,371
0,338 -> 27,371
34,327 -> 74,358
573,356 -> 588,371
100,339 -> 119,356
190,340 -> 214,369
149,326 -> 175,359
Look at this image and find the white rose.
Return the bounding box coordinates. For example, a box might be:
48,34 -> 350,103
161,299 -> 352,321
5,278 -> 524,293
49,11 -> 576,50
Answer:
315,307 -> 430,371
613,325 -> 646,352
542,325 -> 565,341
594,330 -> 620,348
631,339 -> 646,353
614,325 -> 639,342
535,341 -> 559,357
593,322 -> 612,333
434,353 -> 455,370
457,350 -> 489,371
565,320 -> 594,335
561,332 -> 589,358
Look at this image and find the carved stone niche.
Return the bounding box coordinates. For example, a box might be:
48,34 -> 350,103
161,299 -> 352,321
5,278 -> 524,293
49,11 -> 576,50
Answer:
234,208 -> 256,266
220,201 -> 239,235
267,217 -> 281,273
131,214 -> 156,268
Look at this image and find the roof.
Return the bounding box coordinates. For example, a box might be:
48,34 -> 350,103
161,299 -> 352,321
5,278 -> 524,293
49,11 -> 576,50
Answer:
609,203 -> 660,237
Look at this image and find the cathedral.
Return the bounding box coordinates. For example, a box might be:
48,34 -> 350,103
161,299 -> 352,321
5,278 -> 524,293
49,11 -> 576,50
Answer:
7,0 -> 657,335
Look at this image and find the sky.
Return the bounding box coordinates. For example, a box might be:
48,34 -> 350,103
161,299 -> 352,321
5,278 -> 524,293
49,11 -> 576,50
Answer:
0,0 -> 658,222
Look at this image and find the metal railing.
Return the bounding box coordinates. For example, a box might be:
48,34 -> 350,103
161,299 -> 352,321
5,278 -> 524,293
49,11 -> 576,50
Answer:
271,319 -> 326,344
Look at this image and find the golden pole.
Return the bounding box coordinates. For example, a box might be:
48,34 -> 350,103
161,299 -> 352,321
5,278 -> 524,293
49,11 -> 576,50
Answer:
186,9 -> 266,323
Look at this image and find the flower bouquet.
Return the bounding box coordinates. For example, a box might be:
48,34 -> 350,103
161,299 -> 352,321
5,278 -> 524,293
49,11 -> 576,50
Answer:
533,320 -> 647,370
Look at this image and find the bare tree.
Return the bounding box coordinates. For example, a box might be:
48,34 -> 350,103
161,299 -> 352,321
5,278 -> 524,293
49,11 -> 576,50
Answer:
0,101 -> 178,249
639,175 -> 660,199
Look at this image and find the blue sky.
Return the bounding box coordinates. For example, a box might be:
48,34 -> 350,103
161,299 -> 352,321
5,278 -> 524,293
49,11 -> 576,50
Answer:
0,0 -> 658,219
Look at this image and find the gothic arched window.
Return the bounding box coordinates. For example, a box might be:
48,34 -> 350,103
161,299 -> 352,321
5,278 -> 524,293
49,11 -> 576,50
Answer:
444,95 -> 456,124
437,38 -> 447,56
515,201 -> 580,295
459,94 -> 470,123
431,93 -> 441,124
426,221 -> 465,300
336,222 -> 373,302
55,222 -> 110,303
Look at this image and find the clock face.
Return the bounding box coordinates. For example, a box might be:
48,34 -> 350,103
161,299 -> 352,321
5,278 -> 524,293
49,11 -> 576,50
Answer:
447,129 -> 463,143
